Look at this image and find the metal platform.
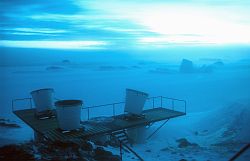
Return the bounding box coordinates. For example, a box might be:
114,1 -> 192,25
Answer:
13,107 -> 185,142
12,96 -> 186,142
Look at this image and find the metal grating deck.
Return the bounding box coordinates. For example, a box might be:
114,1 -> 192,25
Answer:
14,108 -> 185,142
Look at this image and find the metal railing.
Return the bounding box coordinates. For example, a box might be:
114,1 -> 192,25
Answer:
12,96 -> 187,120
82,101 -> 124,120
12,98 -> 33,112
12,97 -> 61,112
83,96 -> 186,120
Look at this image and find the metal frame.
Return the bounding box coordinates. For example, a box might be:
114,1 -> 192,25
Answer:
12,95 -> 187,161
12,98 -> 33,111
82,101 -> 124,120
146,119 -> 170,140
83,96 -> 186,120
111,133 -> 144,161
12,97 -> 61,112
12,96 -> 187,121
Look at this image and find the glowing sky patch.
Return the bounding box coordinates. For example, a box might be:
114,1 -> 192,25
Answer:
1,0 -> 250,49
86,1 -> 250,45
137,7 -> 250,44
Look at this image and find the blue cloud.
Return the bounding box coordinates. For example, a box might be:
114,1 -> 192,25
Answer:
0,0 -> 81,14
1,0 -> 250,49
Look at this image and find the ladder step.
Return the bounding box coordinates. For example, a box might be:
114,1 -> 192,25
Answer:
120,138 -> 129,143
112,130 -> 126,135
115,133 -> 126,137
111,129 -> 130,145
117,136 -> 127,140
122,141 -> 129,144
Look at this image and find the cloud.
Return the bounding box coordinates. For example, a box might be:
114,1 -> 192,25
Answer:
1,28 -> 67,34
0,27 -> 71,40
0,0 -> 80,14
82,0 -> 250,45
0,40 -> 108,50
1,0 -> 250,50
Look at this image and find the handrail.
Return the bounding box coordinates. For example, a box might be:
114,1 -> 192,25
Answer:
161,96 -> 186,102
83,102 -> 124,109
12,98 -> 33,112
12,97 -> 60,112
82,96 -> 186,120
83,96 -> 163,109
12,95 -> 187,120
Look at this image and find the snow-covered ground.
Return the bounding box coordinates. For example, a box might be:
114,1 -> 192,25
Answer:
1,51 -> 250,160
105,100 -> 250,161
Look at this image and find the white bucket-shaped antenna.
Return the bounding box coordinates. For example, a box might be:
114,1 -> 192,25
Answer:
30,88 -> 54,112
124,89 -> 149,115
55,100 -> 82,131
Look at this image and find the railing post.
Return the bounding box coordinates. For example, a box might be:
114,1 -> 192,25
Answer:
172,100 -> 174,110
160,96 -> 163,108
29,98 -> 32,109
113,104 -> 115,116
120,141 -> 122,161
12,100 -> 14,112
152,98 -> 155,108
88,108 -> 90,120
184,101 -> 186,114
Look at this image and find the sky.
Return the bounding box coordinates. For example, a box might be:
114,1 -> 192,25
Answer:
1,0 -> 250,50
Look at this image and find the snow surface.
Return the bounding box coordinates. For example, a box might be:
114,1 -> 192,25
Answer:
1,48 -> 250,160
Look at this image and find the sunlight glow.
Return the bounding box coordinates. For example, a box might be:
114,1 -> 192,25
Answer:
87,1 -> 250,45
136,8 -> 250,45
2,0 -> 250,49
